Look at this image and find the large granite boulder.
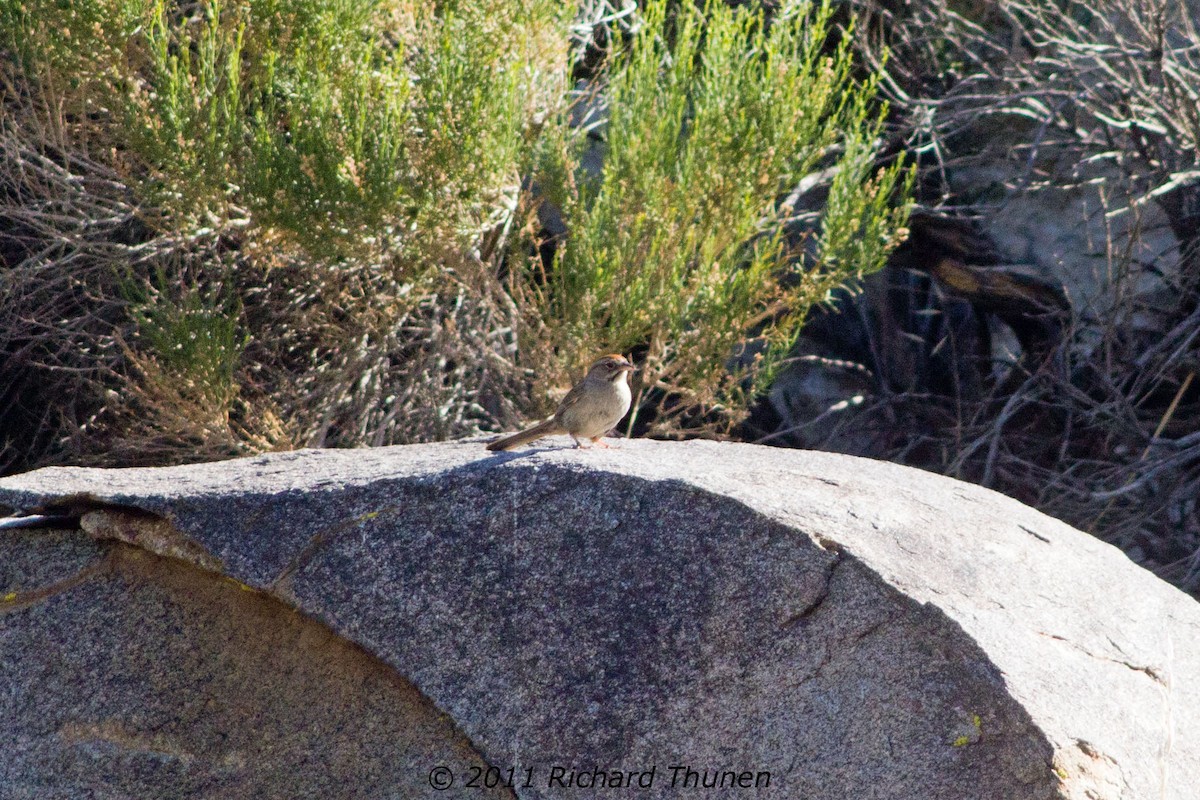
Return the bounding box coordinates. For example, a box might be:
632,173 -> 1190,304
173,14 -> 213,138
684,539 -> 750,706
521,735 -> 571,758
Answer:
1,440 -> 1196,799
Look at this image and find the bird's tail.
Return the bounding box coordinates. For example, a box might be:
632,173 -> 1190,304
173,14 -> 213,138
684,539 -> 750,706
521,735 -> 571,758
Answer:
486,417 -> 565,451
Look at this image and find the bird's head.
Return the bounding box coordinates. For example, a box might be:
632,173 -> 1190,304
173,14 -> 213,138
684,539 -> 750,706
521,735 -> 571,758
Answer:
587,354 -> 637,383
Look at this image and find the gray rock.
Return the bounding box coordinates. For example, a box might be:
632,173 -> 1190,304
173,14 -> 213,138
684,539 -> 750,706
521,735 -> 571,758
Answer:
949,159 -> 1181,345
0,529 -> 509,800
1,440 -> 1196,799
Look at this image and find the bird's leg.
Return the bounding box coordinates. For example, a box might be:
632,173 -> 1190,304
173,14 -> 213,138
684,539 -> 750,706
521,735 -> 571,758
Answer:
570,434 -> 585,448
590,436 -> 612,448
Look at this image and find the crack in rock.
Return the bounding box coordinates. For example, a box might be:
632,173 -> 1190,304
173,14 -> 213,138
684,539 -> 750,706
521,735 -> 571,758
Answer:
0,550 -> 114,610
269,506 -> 403,596
782,550 -> 844,628
1018,524 -> 1051,543
80,508 -> 223,573
1037,630 -> 1166,685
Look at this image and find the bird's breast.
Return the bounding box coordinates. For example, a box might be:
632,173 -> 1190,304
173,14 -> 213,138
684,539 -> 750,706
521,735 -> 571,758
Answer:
556,379 -> 632,438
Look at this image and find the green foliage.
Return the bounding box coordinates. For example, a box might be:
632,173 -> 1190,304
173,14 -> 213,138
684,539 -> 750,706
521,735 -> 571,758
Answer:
135,0 -> 247,210
118,0 -> 565,258
525,0 -> 912,429
0,0 -> 910,468
124,274 -> 247,412
0,0 -> 567,464
2,0 -> 565,259
0,0 -> 139,76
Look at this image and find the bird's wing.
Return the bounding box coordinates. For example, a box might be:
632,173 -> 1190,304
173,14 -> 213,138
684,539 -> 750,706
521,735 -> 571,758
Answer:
555,382 -> 587,414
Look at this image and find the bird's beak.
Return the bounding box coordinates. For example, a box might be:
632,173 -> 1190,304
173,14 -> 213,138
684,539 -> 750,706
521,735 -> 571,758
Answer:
620,363 -> 637,373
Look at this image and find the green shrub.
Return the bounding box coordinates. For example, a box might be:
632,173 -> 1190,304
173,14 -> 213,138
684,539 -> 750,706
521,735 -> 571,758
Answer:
124,272 -> 246,412
0,0 -> 566,466
520,0 -> 912,432
117,0 -> 563,259
0,0 -> 909,468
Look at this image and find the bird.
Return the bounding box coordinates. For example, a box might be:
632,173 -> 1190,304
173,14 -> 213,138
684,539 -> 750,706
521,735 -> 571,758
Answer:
486,354 -> 637,451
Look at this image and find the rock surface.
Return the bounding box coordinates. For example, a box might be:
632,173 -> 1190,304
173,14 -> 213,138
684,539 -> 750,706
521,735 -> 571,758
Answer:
0,528 -> 508,800
1,439 -> 1197,799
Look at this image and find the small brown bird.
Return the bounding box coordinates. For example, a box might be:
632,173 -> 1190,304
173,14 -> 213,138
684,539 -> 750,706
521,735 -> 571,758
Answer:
486,354 -> 637,451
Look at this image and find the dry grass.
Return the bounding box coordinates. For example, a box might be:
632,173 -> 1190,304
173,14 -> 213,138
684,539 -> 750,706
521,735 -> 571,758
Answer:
0,66 -> 534,470
740,0 -> 1199,594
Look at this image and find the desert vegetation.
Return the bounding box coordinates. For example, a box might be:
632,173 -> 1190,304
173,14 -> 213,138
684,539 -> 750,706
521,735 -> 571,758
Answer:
0,0 -> 906,460
2,0 -> 1198,594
